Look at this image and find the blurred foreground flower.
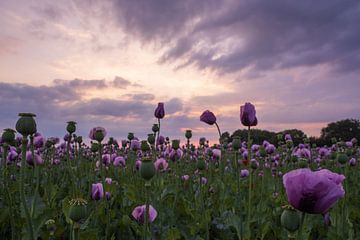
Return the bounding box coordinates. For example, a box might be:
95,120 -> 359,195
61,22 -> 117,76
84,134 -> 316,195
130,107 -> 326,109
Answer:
132,205 -> 157,224
283,168 -> 345,214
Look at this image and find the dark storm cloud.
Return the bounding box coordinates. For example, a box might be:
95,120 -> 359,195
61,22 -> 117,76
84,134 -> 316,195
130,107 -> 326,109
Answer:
111,0 -> 360,74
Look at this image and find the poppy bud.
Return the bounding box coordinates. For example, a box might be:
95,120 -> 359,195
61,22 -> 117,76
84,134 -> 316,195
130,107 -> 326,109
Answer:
200,110 -> 217,125
240,103 -> 257,127
66,121 -> 76,134
154,102 -> 165,119
15,113 -> 37,137
140,158 -> 156,180
281,208 -> 300,233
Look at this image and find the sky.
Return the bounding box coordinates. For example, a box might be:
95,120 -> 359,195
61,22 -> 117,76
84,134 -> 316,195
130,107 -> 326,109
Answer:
1,0 -> 360,143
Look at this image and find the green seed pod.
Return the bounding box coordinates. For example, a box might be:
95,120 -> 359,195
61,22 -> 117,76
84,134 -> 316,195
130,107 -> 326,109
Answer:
232,137 -> 241,151
197,158 -> 206,171
140,158 -> 156,180
141,140 -> 150,152
152,124 -> 159,133
15,113 -> 37,137
66,121 -> 76,134
259,146 -> 267,157
346,149 -> 352,157
291,155 -> 298,163
91,142 -> 99,153
108,137 -> 114,145
2,128 -> 16,144
281,209 -> 300,232
337,153 -> 348,164
147,134 -> 155,145
76,136 -> 83,144
94,130 -> 105,142
298,158 -> 307,168
172,139 -> 180,150
127,132 -> 134,141
185,130 -> 192,139
68,198 -> 88,223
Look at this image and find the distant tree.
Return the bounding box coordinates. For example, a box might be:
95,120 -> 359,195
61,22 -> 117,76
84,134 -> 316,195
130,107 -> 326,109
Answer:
278,129 -> 307,146
231,129 -> 277,145
220,131 -> 232,144
320,119 -> 360,145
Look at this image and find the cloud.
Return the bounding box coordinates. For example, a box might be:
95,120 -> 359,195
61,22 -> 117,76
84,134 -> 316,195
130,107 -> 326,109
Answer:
110,0 -> 360,75
112,76 -> 142,89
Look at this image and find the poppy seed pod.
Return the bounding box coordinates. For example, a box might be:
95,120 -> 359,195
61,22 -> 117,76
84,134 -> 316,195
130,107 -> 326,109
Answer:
281,208 -> 300,232
154,102 -> 165,119
337,153 -> 348,164
140,158 -> 156,180
197,158 -> 206,171
68,198 -> 88,223
185,130 -> 192,139
2,128 -> 16,144
89,127 -> 106,142
15,113 -> 37,137
147,134 -> 155,145
172,139 -> 180,150
66,121 -> 76,134
152,124 -> 159,133
141,140 -> 150,152
91,142 -> 99,153
232,137 -> 241,151
128,132 -> 134,141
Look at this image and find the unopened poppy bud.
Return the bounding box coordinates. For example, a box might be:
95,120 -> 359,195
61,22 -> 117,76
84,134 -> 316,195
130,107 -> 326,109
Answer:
154,102 -> 165,119
281,208 -> 300,233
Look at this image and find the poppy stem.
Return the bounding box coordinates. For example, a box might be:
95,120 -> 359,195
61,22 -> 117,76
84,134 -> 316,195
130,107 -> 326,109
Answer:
297,212 -> 306,240
214,122 -> 222,141
247,126 -> 252,236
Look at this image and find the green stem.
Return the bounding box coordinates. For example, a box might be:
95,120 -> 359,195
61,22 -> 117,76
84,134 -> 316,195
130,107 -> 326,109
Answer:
297,212 -> 306,240
214,122 -> 222,141
247,126 -> 252,235
20,137 -> 35,240
144,182 -> 150,240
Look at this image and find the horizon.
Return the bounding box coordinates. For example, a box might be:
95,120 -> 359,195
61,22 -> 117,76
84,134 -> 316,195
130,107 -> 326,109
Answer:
1,1 -> 360,142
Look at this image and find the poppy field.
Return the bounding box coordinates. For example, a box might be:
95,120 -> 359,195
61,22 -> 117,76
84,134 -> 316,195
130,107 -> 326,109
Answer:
0,103 -> 359,240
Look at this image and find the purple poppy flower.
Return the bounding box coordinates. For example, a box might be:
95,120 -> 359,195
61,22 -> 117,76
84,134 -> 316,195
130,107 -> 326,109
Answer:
200,110 -> 217,125
105,178 -> 112,184
113,156 -> 126,167
240,102 -> 258,127
285,134 -> 292,142
154,102 -> 165,119
283,168 -> 345,214
319,147 -> 330,158
265,144 -> 276,154
26,151 -> 44,166
345,141 -> 353,148
154,158 -> 168,171
349,158 -> 356,166
130,139 -> 140,151
212,149 -> 221,158
7,150 -> 18,162
105,192 -> 111,200
34,134 -> 45,148
181,175 -> 190,181
200,177 -> 208,185
91,183 -> 104,200
132,205 -> 158,224
157,135 -> 165,145
102,154 -> 111,165
240,169 -> 249,178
